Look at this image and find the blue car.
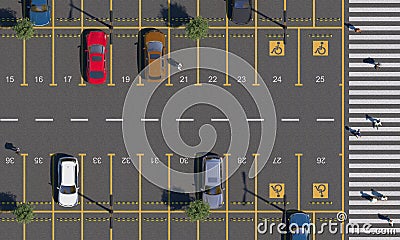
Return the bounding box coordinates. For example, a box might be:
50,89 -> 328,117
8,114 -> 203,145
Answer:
28,0 -> 51,26
289,213 -> 311,240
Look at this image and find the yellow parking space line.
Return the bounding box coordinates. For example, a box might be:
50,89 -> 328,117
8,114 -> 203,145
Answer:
50,153 -> 55,240
108,44 -> 115,86
223,153 -> 230,240
108,154 -> 114,195
137,153 -> 143,240
284,0 -> 287,11
253,0 -> 259,87
79,153 -> 86,240
253,154 -> 260,240
312,212 -> 316,240
312,0 -> 316,27
25,26 -> 343,30
21,153 -> 27,240
165,0 -> 172,87
295,153 -> 303,210
341,3 -> 345,240
295,29 -> 303,87
197,220 -> 200,240
21,40 -> 28,87
166,153 -> 173,240
50,0 -> 56,87
195,0 -> 201,87
224,15 -> 230,87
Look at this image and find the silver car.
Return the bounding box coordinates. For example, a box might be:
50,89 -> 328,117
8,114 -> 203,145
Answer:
57,157 -> 79,207
202,155 -> 224,209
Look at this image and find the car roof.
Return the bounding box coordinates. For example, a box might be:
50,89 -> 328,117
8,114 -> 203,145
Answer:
204,158 -> 222,186
290,213 -> 310,225
32,0 -> 47,5
61,160 -> 77,186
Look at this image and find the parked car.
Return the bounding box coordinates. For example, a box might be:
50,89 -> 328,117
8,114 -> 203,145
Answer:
143,29 -> 166,80
57,157 -> 79,207
227,0 -> 252,25
28,0 -> 51,26
289,212 -> 311,240
201,155 -> 224,209
86,30 -> 107,84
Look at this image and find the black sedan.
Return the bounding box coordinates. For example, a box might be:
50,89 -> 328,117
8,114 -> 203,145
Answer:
227,0 -> 252,25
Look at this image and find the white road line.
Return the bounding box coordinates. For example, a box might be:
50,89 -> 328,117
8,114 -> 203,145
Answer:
349,154 -> 400,159
349,237 -> 400,240
350,35 -> 400,40
349,163 -> 400,168
349,182 -> 400,187
350,0 -> 400,2
141,118 -> 159,122
350,118 -> 400,123
350,99 -> 400,104
350,145 -> 400,150
106,119 -> 123,122
349,108 -> 400,113
316,118 -> 335,122
246,119 -> 264,122
349,191 -> 400,196
350,72 -> 400,77
35,118 -> 53,122
350,90 -> 400,95
349,200 -> 400,205
350,173 -> 400,177
281,118 -> 299,122
349,209 -> 400,215
350,81 -> 400,86
349,7 -> 400,12
349,53 -> 400,58
176,119 -> 194,122
70,118 -> 88,122
0,118 -> 18,122
349,17 -> 400,21
349,229 -> 400,235
349,219 -> 399,224
349,45 -> 400,50
355,26 -> 400,31
211,118 -> 229,122
349,135 -> 400,141
348,127 -> 400,132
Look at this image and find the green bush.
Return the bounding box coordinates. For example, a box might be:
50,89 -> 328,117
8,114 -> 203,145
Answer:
185,200 -> 210,222
13,203 -> 35,224
185,16 -> 209,41
13,18 -> 34,40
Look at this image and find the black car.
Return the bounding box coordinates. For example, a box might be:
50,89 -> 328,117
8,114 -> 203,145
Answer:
227,0 -> 252,25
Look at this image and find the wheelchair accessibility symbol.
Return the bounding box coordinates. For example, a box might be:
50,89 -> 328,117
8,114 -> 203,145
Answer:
269,183 -> 285,198
269,41 -> 285,56
313,183 -> 329,198
313,41 -> 328,56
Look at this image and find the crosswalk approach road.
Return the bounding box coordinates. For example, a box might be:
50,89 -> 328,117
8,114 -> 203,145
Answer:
348,0 -> 400,239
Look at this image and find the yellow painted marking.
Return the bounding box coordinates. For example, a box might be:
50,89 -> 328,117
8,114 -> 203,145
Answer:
197,220 -> 200,240
313,183 -> 329,199
296,153 -> 302,210
79,153 -> 86,240
166,153 -> 172,240
18,26 -> 343,30
284,0 -> 287,10
224,153 -> 230,240
22,153 -> 27,240
108,154 -> 115,194
254,2 -> 259,88
50,0 -> 56,87
166,27 -> 172,87
110,228 -> 113,240
224,13 -> 230,87
312,212 -> 316,240
137,153 -> 143,240
253,154 -> 259,240
108,44 -> 115,86
296,29 -> 302,86
269,183 -> 285,198
313,41 -> 329,56
21,40 -> 28,87
312,0 -> 316,27
51,153 -> 55,240
341,0 -> 345,239
269,41 -> 285,56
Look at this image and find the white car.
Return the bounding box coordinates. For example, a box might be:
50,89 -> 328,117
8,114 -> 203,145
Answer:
57,157 -> 79,207
202,155 -> 224,209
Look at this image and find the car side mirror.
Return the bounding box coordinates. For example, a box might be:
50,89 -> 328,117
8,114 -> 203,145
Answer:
27,6 -> 31,8
56,187 -> 60,190
76,187 -> 80,190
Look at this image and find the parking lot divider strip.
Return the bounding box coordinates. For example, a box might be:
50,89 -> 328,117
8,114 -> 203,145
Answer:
340,2 -> 345,240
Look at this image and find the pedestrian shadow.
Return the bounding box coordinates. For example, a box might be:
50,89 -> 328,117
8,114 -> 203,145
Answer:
0,8 -> 17,27
360,191 -> 374,201
0,192 -> 17,211
161,188 -> 193,210
363,57 -> 375,65
344,22 -> 356,30
4,142 -> 17,151
378,213 -> 390,221
159,3 -> 192,27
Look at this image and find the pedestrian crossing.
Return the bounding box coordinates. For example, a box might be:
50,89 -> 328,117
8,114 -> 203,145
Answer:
348,1 -> 400,239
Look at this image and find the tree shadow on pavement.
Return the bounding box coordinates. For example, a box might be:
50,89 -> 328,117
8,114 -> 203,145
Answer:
0,8 -> 17,27
0,192 -> 17,211
159,3 -> 192,27
162,188 -> 193,210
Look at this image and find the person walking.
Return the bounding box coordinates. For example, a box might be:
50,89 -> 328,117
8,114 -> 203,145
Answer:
366,114 -> 382,130
345,126 -> 361,138
374,62 -> 381,70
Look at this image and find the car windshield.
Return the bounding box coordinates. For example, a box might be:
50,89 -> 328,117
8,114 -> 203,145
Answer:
32,4 -> 48,12
234,0 -> 250,8
90,45 -> 105,54
150,54 -> 160,59
92,55 -> 103,62
147,41 -> 163,52
205,186 -> 222,195
60,185 -> 76,194
90,71 -> 104,79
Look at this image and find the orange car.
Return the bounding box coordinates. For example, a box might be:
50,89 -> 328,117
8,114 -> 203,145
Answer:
143,29 -> 167,80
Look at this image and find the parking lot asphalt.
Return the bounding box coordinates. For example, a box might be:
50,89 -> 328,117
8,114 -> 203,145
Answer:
0,0 -> 344,239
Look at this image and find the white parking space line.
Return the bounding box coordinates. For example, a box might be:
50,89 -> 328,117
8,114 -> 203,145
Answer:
350,0 -> 400,3
350,72 -> 400,77
211,118 -> 229,122
349,135 -> 400,141
246,119 -> 264,122
0,118 -> 18,122
349,209 -> 400,214
176,119 -> 194,122
350,81 -> 400,86
349,17 -> 400,21
281,118 -> 300,122
349,154 -> 400,159
316,118 -> 335,122
349,219 -> 399,224
349,237 -> 400,240
349,7 -> 400,12
141,118 -> 159,122
350,145 -> 400,150
349,191 -> 400,196
35,118 -> 54,122
349,127 -> 400,132
349,172 -> 400,177
355,26 -> 400,31
349,200 -> 400,205
350,99 -> 400,104
349,182 -> 400,187
349,45 -> 400,50
349,53 -> 400,58
349,229 -> 400,235
350,90 -> 400,95
350,163 -> 400,168
70,118 -> 89,122
350,35 -> 400,40
106,118 -> 123,122
350,108 -> 400,113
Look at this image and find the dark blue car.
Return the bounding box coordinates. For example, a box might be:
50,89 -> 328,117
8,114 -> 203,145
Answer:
289,213 -> 311,240
28,0 -> 51,26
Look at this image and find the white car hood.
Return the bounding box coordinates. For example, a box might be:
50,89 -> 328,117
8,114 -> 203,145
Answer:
203,193 -> 223,209
58,192 -> 78,207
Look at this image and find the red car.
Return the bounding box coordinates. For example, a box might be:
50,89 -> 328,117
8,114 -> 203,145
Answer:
85,31 -> 107,84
